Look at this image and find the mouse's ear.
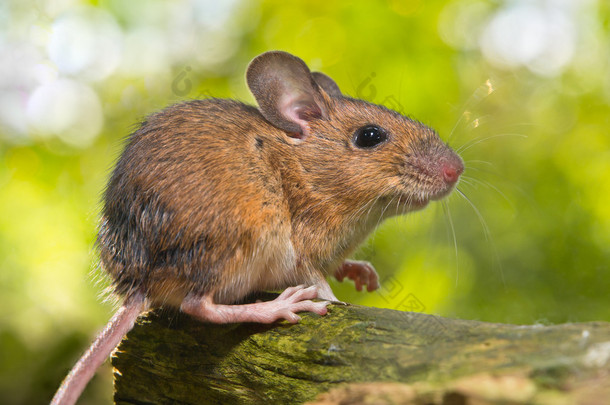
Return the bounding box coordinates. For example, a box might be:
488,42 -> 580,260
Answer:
312,72 -> 342,98
247,51 -> 328,138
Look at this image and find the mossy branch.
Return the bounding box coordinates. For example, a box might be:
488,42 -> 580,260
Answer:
112,303 -> 610,404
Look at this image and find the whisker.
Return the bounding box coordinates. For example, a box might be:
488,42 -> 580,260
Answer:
464,159 -> 494,167
448,78 -> 496,143
448,111 -> 470,144
457,133 -> 528,154
456,188 -> 505,288
462,166 -> 497,176
456,189 -> 490,241
464,114 -> 492,132
378,195 -> 395,228
462,176 -> 515,210
442,200 -> 459,287
457,177 -> 476,188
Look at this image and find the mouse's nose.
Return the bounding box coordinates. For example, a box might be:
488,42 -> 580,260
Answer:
441,158 -> 464,184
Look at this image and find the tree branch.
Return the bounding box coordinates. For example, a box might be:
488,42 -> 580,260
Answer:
112,303 -> 610,404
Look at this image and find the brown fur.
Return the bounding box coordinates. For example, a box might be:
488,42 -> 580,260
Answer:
55,51 -> 464,405
97,52 -> 462,307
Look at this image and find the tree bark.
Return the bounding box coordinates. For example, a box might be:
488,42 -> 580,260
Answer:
112,302 -> 610,404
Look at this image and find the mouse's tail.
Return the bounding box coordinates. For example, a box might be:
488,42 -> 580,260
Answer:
51,291 -> 147,405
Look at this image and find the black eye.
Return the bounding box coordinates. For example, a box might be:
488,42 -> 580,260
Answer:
353,125 -> 387,148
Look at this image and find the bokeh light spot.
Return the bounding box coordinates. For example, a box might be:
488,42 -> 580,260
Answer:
48,6 -> 123,81
26,79 -> 103,147
479,3 -> 576,76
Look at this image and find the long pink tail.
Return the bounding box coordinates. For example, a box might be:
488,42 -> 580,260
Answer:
51,293 -> 146,405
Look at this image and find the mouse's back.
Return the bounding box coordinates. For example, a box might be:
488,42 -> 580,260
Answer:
98,98 -> 296,305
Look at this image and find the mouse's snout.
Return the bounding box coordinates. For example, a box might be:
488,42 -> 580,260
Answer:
402,143 -> 464,204
441,155 -> 464,185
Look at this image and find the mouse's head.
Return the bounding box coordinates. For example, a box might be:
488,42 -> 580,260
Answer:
247,51 -> 463,219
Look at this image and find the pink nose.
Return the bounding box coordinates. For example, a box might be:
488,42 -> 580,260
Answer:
442,163 -> 463,184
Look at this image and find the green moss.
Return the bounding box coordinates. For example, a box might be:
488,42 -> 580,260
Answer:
113,306 -> 610,404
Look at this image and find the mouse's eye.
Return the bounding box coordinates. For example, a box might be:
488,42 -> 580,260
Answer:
353,125 -> 387,148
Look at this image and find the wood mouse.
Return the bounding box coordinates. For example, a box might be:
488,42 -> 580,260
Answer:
51,51 -> 463,405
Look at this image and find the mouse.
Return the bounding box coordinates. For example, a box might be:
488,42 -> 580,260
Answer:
51,50 -> 463,405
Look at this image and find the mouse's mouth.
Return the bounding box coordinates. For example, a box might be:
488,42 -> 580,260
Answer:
388,193 -> 430,211
408,196 -> 431,209
428,185 -> 456,201
394,179 -> 458,210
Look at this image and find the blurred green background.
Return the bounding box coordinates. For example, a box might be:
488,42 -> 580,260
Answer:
1,0 -> 609,404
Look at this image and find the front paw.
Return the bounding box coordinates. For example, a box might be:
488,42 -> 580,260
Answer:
334,260 -> 380,292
